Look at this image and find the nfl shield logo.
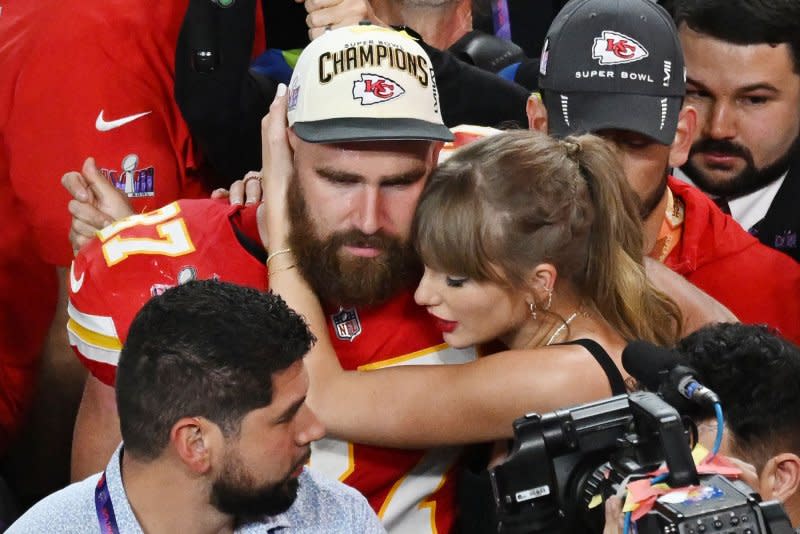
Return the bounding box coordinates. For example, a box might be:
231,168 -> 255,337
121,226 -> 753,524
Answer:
331,308 -> 362,342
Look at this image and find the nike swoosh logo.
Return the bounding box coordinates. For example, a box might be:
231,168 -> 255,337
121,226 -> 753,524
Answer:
95,110 -> 151,132
70,261 -> 85,294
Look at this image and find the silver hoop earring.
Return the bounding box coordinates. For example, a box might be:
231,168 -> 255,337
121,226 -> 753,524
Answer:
544,288 -> 553,312
529,301 -> 537,321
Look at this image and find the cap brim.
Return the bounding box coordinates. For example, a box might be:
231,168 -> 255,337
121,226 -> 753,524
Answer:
292,117 -> 454,144
544,92 -> 682,145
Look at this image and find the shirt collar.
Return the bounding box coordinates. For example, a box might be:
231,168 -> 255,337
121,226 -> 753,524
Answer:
727,172 -> 787,231
673,168 -> 788,231
237,511 -> 291,533
110,444 -> 294,533
106,444 -> 145,534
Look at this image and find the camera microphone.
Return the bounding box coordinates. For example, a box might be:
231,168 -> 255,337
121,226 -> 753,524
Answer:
622,341 -> 719,408
671,365 -> 720,405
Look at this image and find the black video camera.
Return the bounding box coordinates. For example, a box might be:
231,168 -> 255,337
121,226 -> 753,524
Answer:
488,391 -> 797,534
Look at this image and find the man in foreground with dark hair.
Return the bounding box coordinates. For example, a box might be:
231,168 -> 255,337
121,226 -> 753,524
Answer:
681,322 -> 800,527
7,280 -> 383,533
672,0 -> 800,261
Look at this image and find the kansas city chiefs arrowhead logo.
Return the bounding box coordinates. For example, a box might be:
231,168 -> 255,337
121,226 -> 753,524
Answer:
592,31 -> 649,65
353,73 -> 405,105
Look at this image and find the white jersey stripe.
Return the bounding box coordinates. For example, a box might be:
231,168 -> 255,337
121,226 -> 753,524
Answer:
67,301 -> 119,339
358,344 -> 476,371
67,331 -> 121,366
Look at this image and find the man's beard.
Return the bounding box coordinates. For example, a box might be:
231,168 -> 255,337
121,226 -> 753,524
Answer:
640,168 -> 670,219
682,135 -> 800,198
287,179 -> 422,309
210,449 -> 308,518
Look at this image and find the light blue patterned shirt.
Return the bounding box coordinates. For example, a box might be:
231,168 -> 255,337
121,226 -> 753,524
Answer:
8,446 -> 385,533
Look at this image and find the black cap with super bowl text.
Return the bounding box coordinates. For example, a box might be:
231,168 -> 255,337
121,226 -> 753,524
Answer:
538,0 -> 686,145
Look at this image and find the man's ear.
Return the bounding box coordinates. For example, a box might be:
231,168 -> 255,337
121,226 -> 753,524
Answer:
759,453 -> 800,503
170,417 -> 217,475
668,106 -> 697,168
526,92 -> 549,133
430,141 -> 444,167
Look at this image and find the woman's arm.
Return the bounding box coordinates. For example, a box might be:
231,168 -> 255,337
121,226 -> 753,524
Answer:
310,344 -> 616,448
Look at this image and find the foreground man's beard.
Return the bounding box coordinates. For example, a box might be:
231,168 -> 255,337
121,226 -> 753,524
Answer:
287,180 -> 422,308
211,450 -> 303,517
682,136 -> 800,198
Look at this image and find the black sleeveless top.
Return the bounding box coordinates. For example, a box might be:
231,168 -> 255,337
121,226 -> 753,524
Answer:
455,338 -> 626,533
560,338 -> 627,395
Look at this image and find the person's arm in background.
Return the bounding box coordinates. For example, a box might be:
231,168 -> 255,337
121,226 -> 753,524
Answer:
175,0 -> 270,187
70,375 -> 122,482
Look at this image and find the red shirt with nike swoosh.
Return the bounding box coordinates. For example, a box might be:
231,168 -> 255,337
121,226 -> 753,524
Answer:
0,0 -> 264,451
0,0 -> 219,266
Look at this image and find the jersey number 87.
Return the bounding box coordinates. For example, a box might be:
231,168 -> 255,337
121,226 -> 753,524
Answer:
97,202 -> 196,267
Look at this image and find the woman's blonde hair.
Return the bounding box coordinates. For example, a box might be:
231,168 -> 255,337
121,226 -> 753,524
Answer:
413,129 -> 681,345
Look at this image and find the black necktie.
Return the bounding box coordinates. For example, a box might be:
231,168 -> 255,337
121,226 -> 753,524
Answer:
713,197 -> 731,215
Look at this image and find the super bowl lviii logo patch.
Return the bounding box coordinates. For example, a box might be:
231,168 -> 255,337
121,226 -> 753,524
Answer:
331,308 -> 362,341
100,154 -> 155,198
353,73 -> 405,105
592,31 -> 648,65
150,266 -> 205,297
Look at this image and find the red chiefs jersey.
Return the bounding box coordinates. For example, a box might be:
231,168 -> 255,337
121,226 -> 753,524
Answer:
68,198 -> 474,533
67,200 -> 267,384
313,296 -> 474,533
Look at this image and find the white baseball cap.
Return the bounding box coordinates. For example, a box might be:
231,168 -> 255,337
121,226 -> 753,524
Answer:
287,24 -> 453,143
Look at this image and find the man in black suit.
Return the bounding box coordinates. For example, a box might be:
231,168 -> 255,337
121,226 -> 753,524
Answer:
672,0 -> 800,261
